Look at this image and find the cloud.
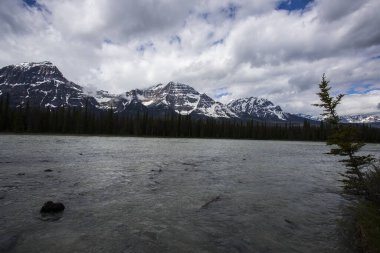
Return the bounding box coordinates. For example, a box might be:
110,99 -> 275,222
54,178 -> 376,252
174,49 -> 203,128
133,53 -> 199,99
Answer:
339,91 -> 380,115
315,0 -> 365,23
0,0 -> 379,116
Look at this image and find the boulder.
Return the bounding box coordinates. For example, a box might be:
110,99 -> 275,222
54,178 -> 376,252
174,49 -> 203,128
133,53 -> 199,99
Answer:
40,201 -> 65,213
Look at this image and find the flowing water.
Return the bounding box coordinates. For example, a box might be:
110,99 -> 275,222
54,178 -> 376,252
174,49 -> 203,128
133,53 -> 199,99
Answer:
1,135 -> 379,253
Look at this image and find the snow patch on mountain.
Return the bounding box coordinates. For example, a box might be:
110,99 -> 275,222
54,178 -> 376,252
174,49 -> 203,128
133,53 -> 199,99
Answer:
0,61 -> 97,108
340,113 -> 380,123
296,112 -> 380,124
227,97 -> 288,121
92,81 -> 236,118
295,113 -> 324,122
2,61 -> 378,123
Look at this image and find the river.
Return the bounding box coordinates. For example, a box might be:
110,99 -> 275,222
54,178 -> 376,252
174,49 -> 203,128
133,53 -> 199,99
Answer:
1,135 -> 378,252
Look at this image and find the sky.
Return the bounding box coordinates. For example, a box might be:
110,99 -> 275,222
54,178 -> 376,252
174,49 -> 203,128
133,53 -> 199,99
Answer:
0,0 -> 379,115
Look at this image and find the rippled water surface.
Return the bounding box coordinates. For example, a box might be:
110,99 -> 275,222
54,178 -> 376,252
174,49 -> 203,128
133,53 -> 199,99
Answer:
1,135 -> 378,253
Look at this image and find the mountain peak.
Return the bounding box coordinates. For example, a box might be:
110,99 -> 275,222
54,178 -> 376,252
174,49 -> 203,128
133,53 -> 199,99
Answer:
164,81 -> 198,92
148,83 -> 165,91
227,96 -> 287,121
2,61 -> 378,124
15,61 -> 54,68
1,61 -> 65,84
0,61 -> 92,108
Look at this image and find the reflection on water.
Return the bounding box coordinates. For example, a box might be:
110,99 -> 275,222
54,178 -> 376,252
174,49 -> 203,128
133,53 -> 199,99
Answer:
1,135 -> 376,252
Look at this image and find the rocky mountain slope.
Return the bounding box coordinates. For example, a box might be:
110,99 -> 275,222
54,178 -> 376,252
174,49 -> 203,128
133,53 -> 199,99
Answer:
110,82 -> 237,118
296,113 -> 380,124
1,61 -> 378,123
0,62 -> 244,119
227,97 -> 289,121
0,61 -> 98,108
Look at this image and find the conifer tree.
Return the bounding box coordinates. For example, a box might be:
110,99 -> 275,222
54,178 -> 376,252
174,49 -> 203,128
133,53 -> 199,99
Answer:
313,74 -> 374,195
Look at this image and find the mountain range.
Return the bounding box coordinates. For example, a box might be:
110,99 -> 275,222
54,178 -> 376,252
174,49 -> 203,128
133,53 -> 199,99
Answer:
0,61 -> 379,124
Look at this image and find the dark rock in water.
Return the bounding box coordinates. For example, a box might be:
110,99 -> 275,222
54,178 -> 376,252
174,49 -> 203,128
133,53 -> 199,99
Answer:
40,201 -> 65,213
17,172 -> 25,176
44,169 -> 53,172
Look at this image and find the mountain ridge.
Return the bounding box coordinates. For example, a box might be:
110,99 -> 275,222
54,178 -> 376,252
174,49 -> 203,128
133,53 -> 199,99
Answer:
1,61 -> 378,124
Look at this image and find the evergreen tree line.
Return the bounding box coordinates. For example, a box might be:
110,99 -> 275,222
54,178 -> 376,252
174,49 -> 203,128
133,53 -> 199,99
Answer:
1,94 -> 380,142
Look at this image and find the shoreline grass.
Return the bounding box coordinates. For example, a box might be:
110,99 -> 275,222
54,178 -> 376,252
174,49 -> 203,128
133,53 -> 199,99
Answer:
356,201 -> 380,253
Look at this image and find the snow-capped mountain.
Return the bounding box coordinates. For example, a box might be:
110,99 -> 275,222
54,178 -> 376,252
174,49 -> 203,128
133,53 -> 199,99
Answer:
0,61 -> 97,108
0,62 -> 236,118
111,82 -> 237,118
93,82 -> 237,118
1,61 -> 377,124
340,113 -> 380,124
227,97 -> 289,121
295,113 -> 323,122
295,113 -> 380,124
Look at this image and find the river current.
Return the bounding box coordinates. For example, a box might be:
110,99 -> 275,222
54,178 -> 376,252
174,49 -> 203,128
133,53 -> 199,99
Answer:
1,135 -> 379,252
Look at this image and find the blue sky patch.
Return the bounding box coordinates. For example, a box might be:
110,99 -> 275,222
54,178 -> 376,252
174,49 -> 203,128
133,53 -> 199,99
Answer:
199,12 -> 210,20
212,39 -> 224,46
103,39 -> 113,44
23,0 -> 37,6
221,3 -> 239,19
23,0 -> 49,12
346,84 -> 377,95
170,35 -> 181,45
214,88 -> 231,98
136,41 -> 155,53
276,0 -> 314,11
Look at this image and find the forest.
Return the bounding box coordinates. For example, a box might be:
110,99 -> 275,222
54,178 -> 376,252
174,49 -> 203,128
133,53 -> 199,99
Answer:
1,93 -> 380,142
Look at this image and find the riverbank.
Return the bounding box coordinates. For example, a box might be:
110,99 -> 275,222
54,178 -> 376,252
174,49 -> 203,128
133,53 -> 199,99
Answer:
356,202 -> 380,253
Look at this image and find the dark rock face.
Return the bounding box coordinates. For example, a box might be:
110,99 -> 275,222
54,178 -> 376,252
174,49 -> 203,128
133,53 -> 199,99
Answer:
40,201 -> 65,213
0,61 -> 290,120
0,61 -> 65,84
93,81 -> 236,118
0,61 -> 98,109
154,82 -> 200,113
227,97 -> 289,121
1,61 -> 343,123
